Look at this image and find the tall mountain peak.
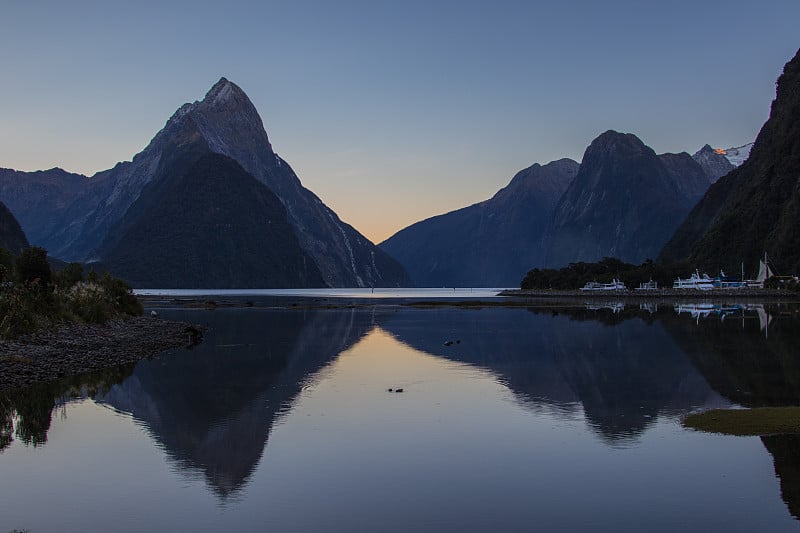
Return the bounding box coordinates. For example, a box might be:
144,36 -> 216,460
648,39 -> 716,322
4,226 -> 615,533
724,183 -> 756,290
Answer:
546,130 -> 706,267
0,77 -> 409,287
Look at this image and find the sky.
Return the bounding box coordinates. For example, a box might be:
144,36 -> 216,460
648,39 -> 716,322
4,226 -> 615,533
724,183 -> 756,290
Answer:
1,1 -> 798,244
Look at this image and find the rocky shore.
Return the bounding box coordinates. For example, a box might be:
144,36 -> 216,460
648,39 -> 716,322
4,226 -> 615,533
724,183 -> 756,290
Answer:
0,316 -> 203,391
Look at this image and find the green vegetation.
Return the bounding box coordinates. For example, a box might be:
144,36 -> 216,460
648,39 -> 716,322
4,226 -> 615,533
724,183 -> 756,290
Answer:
683,407 -> 800,436
521,257 -> 688,290
0,247 -> 142,339
765,276 -> 800,291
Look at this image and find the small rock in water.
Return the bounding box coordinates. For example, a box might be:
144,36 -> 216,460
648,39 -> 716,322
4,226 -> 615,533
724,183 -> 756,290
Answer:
444,340 -> 453,346
395,388 -> 404,393
387,388 -> 393,392
150,310 -> 159,318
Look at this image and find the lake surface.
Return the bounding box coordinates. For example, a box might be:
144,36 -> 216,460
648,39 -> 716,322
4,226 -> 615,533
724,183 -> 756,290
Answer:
133,287 -> 508,298
2,302 -> 800,532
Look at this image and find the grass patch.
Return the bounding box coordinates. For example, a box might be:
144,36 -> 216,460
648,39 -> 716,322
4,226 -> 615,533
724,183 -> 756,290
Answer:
683,407 -> 800,436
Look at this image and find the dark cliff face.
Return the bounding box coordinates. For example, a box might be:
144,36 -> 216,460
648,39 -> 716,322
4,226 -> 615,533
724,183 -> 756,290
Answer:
660,48 -> 800,274
0,200 -> 29,254
545,131 -> 707,267
0,78 -> 409,287
379,158 -> 578,287
100,153 -> 324,289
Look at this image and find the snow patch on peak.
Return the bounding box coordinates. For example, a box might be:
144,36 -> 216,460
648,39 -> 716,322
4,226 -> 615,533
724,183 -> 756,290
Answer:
721,143 -> 753,167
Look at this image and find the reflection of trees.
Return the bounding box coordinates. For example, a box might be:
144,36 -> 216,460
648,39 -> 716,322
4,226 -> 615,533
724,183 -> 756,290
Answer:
0,395 -> 13,450
98,308 -> 383,499
382,306 -> 720,445
0,365 -> 134,452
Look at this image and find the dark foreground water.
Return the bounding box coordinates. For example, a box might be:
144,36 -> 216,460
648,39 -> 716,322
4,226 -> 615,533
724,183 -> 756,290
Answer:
2,303 -> 800,532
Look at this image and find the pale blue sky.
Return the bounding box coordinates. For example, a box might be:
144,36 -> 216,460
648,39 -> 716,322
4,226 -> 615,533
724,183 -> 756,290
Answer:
1,0 -> 798,242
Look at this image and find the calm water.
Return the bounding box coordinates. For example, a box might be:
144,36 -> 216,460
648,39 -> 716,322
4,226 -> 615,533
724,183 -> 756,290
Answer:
133,287 -> 508,298
2,303 -> 800,532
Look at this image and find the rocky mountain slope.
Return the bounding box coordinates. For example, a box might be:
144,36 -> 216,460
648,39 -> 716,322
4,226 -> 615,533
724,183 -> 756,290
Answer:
379,159 -> 578,287
691,145 -> 735,183
660,48 -> 800,274
545,131 -> 713,267
100,153 -> 324,288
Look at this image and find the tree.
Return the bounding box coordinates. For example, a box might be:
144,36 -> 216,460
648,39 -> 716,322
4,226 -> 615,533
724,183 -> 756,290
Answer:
56,262 -> 84,289
15,247 -> 52,287
0,247 -> 13,283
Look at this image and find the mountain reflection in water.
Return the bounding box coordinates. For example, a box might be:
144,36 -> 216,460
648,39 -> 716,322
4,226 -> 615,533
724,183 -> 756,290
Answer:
2,303 -> 800,529
381,307 -> 728,445
97,308 -> 380,498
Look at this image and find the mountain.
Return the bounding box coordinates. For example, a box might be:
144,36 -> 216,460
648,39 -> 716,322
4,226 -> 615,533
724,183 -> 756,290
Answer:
691,145 -> 735,183
0,78 -> 409,287
0,167 -> 87,251
660,48 -> 800,274
545,131 -> 713,267
100,153 -> 324,288
0,200 -> 28,254
379,159 -> 578,287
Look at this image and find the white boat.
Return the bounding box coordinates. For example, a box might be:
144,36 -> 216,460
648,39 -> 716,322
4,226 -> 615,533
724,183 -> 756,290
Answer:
580,279 -> 627,291
673,270 -> 714,290
745,252 -> 774,288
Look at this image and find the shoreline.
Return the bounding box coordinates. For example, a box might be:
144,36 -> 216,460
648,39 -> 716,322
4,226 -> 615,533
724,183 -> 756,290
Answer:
0,316 -> 203,392
499,288 -> 800,302
135,288 -> 800,311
